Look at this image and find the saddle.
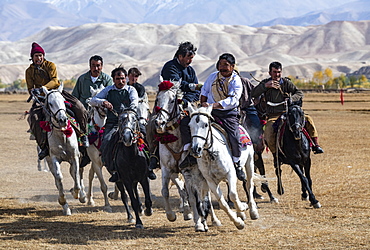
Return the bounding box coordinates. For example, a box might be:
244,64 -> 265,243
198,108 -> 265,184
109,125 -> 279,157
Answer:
211,121 -> 252,148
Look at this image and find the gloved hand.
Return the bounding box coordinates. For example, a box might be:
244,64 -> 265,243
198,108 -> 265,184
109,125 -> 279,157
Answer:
32,88 -> 42,96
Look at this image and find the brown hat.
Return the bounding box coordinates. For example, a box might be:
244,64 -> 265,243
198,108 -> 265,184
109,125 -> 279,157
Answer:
30,42 -> 45,57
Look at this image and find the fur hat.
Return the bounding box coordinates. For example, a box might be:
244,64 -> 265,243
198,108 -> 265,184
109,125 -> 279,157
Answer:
30,42 -> 45,57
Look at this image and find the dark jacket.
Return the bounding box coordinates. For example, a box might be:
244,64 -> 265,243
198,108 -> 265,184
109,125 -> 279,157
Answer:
251,77 -> 303,116
161,58 -> 200,106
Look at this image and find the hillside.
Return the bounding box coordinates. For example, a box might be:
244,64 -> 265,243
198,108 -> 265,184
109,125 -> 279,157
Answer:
0,21 -> 369,86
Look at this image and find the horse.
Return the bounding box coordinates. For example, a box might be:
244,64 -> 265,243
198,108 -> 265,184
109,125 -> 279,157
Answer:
240,110 -> 278,203
108,95 -> 151,201
41,84 -> 83,215
152,80 -> 193,222
81,84 -> 113,212
153,80 -> 221,231
188,105 -> 260,230
112,108 -> 153,229
271,100 -> 321,208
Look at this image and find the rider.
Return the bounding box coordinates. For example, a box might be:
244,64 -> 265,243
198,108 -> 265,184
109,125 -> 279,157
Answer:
26,42 -> 89,160
72,55 -> 113,109
148,41 -> 203,171
251,61 -> 324,156
200,53 -> 246,181
90,66 -> 156,182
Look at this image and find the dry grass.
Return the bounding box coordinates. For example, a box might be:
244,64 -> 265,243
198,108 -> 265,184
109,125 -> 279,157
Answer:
0,92 -> 369,249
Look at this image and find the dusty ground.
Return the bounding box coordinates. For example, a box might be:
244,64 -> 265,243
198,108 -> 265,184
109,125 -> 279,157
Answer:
0,92 -> 369,249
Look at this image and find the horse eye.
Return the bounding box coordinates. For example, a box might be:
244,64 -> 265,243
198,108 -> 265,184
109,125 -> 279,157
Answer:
204,124 -> 208,128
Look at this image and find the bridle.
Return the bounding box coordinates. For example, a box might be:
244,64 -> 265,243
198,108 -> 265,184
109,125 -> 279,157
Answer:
286,105 -> 305,136
190,111 -> 214,150
119,109 -> 140,144
44,90 -> 67,129
155,88 -> 181,129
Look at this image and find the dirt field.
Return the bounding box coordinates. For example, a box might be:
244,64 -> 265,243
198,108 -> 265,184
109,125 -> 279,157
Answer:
0,92 -> 369,249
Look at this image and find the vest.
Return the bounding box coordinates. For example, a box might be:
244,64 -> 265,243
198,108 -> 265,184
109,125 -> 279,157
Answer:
106,89 -> 130,124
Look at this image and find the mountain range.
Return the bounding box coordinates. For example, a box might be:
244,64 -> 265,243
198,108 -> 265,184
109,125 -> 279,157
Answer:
1,20 -> 369,87
0,0 -> 369,41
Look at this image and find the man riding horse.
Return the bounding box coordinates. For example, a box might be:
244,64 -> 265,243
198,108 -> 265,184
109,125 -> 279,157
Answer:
26,42 -> 89,160
148,41 -> 203,171
200,53 -> 247,181
251,61 -> 324,156
89,66 -> 156,182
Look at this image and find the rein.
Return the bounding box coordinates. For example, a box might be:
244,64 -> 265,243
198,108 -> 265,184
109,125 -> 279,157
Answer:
190,112 -> 214,150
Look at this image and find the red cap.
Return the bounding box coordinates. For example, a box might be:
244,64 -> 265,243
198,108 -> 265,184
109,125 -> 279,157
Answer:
30,42 -> 45,57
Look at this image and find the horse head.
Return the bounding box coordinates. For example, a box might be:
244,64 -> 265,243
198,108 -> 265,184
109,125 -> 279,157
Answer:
118,108 -> 139,147
153,79 -> 182,134
188,105 -> 213,158
86,85 -> 107,129
286,101 -> 305,140
137,98 -> 150,127
42,84 -> 68,128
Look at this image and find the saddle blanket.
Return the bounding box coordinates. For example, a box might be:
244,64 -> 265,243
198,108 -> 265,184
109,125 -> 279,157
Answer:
239,125 -> 253,147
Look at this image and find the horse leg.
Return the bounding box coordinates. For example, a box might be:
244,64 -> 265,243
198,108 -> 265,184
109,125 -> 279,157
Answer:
124,180 -> 144,229
161,167 -> 177,222
255,152 -> 278,203
207,180 -> 244,230
139,178 -> 153,217
274,156 -> 284,195
243,157 -> 260,220
48,158 -> 71,215
116,181 -> 135,223
108,185 -> 120,200
77,167 -> 87,203
87,164 -> 95,206
291,163 -> 321,208
68,157 -> 81,200
181,167 -> 206,232
170,172 -> 192,221
205,190 -> 222,227
93,162 -> 112,212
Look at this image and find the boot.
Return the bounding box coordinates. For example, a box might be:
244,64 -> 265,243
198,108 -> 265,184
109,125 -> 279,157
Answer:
80,135 -> 90,148
179,152 -> 197,169
149,155 -> 159,170
234,161 -> 246,181
312,137 -> 324,154
38,146 -> 49,160
109,171 -> 120,182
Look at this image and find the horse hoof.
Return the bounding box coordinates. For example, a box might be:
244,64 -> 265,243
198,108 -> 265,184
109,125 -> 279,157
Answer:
301,195 -> 309,201
277,187 -> 284,195
128,218 -> 136,223
144,208 -> 153,216
235,218 -> 245,230
79,196 -> 87,204
103,206 -> 113,213
87,200 -> 95,206
108,192 -> 118,200
250,210 -> 259,220
312,202 -> 322,209
166,212 -> 177,222
270,197 -> 279,204
212,219 -> 222,227
237,212 -> 246,221
135,224 -> 144,229
62,204 -> 71,216
195,224 -> 206,232
183,212 -> 193,221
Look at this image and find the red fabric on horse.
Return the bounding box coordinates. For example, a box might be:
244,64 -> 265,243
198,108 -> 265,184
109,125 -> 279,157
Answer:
158,81 -> 174,91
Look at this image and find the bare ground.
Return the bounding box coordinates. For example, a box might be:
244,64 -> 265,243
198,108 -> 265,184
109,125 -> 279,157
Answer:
0,93 -> 369,249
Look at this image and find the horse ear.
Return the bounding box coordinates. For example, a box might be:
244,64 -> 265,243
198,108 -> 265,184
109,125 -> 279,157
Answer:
57,82 -> 64,92
187,103 -> 196,115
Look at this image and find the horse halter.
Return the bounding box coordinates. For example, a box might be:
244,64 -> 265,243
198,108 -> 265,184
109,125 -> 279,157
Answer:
119,110 -> 140,144
286,105 -> 305,135
190,112 -> 213,150
45,90 -> 67,128
155,89 -> 181,128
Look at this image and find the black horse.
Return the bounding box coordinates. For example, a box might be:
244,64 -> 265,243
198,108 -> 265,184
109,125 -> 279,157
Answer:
273,100 -> 321,208
112,109 -> 153,228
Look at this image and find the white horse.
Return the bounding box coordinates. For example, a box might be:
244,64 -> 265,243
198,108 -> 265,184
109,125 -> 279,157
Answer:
188,105 -> 260,230
153,80 -> 221,231
42,84 -> 83,215
82,85 -> 113,212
